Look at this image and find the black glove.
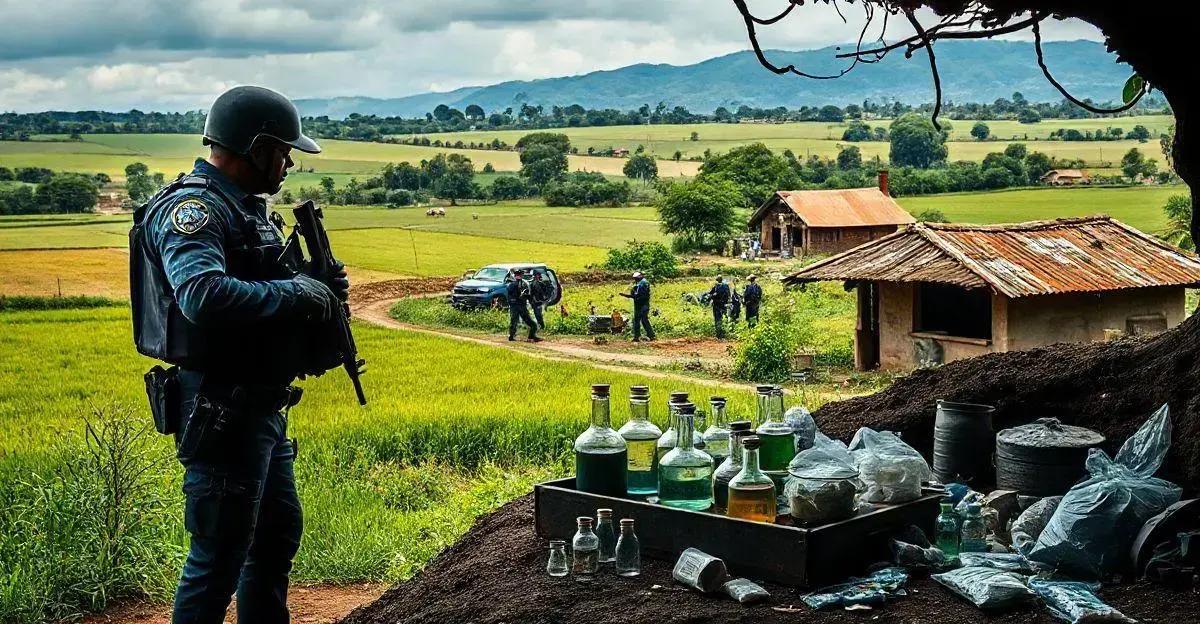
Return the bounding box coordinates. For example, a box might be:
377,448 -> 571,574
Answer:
329,265 -> 350,302
292,273 -> 339,322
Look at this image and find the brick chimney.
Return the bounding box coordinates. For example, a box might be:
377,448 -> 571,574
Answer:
878,169 -> 889,196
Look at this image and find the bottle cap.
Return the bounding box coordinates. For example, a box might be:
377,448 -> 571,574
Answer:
591,384 -> 611,397
550,539 -> 566,546
677,402 -> 696,415
629,385 -> 650,399
709,396 -> 727,406
742,436 -> 761,450
728,420 -> 753,431
577,516 -> 593,527
730,429 -> 753,440
597,508 -> 613,519
620,518 -> 635,528
669,391 -> 689,403
756,384 -> 774,395
771,386 -> 784,396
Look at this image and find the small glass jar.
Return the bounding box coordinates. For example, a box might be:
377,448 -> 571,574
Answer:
571,516 -> 600,581
596,508 -> 617,563
615,518 -> 641,577
546,540 -> 569,577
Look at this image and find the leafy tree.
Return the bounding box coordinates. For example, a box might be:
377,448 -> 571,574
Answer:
489,176 -> 531,200
0,167 -> 14,181
888,114 -> 948,168
1024,151 -> 1053,184
602,240 -> 679,278
841,121 -> 873,141
481,163 -> 495,174
124,162 -> 156,203
836,145 -> 862,171
1163,194 -> 1193,250
1017,108 -> 1042,124
15,167 -> 53,184
916,208 -> 949,223
673,150 -> 683,161
464,104 -> 485,121
980,166 -> 1017,189
655,177 -> 743,252
970,122 -> 990,140
1003,143 -> 1028,160
386,189 -> 416,207
516,132 -> 570,153
982,152 -> 1026,181
622,153 -> 658,182
1121,148 -> 1158,181
432,154 -> 476,205
542,172 -> 631,207
697,143 -> 798,207
36,173 -> 98,213
689,131 -> 700,142
0,185 -> 38,215
1128,125 -> 1152,142
519,143 -> 569,188
816,105 -> 845,122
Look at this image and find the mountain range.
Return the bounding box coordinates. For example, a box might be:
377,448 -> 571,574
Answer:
295,40 -> 1132,119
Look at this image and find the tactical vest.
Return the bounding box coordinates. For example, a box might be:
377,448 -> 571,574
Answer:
130,174 -> 301,383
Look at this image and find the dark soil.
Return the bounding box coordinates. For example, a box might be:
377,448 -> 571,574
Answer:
816,311 -> 1200,491
340,494 -> 1198,624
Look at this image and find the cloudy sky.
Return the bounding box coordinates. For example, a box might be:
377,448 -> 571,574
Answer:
0,1 -> 1104,112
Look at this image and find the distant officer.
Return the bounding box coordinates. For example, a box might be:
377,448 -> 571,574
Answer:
743,274 -> 764,327
529,271 -> 553,330
729,280 -> 743,324
129,86 -> 345,624
506,269 -> 541,342
619,271 -> 655,341
708,275 -> 731,339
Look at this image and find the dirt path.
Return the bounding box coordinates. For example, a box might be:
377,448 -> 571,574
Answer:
353,296 -> 751,390
78,583 -> 385,624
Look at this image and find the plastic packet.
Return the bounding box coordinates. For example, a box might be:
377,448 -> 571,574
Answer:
784,406 -> 817,452
723,578 -> 770,604
802,567 -> 908,610
892,539 -> 953,570
1010,496 -> 1062,557
849,428 -> 932,503
932,566 -> 1034,610
957,552 -> 1040,574
1028,405 -> 1182,578
1028,578 -> 1136,624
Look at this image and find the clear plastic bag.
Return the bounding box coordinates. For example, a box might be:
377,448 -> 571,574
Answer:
802,567 -> 909,610
785,406 -> 817,453
957,552 -> 1040,574
932,566 -> 1034,610
849,428 -> 932,504
1028,578 -> 1136,624
1028,405 -> 1182,578
785,432 -> 862,524
892,539 -> 952,570
1010,496 -> 1062,557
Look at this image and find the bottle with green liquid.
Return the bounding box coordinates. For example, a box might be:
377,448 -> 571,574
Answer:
658,403 -> 714,511
657,392 -> 702,463
935,503 -> 961,557
756,386 -> 796,474
573,384 -> 627,497
618,385 -> 661,496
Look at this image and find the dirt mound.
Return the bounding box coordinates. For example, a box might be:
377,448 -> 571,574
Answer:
349,277 -> 457,306
340,495 -> 1197,624
815,312 -> 1200,491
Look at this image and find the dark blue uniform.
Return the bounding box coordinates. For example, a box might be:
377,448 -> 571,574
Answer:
132,159 -> 311,624
709,281 -> 731,338
506,277 -> 538,340
743,282 -> 763,327
629,278 -> 654,340
530,277 -> 552,329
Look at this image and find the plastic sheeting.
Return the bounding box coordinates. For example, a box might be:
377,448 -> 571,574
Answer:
785,406 -> 817,453
957,552 -> 1041,574
1011,496 -> 1062,557
849,428 -> 933,504
932,566 -> 1034,610
1028,578 -> 1136,624
1028,404 -> 1182,578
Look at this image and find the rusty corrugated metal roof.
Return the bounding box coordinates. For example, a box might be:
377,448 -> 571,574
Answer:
783,216 -> 1200,298
750,188 -> 917,228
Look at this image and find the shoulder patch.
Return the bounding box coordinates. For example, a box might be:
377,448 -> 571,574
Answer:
171,199 -> 211,235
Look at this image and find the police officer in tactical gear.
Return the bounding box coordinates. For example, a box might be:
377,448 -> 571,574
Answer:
619,271 -> 655,341
130,85 -> 344,624
743,274 -> 763,327
529,271 -> 552,330
708,275 -> 731,339
506,269 -> 541,342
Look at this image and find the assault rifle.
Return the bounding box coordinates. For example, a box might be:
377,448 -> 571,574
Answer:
288,200 -> 368,405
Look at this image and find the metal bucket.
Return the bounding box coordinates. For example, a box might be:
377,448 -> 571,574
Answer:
932,400 -> 996,486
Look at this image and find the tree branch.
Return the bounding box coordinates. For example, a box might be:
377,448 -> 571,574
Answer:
1032,15 -> 1146,114
904,9 -> 943,129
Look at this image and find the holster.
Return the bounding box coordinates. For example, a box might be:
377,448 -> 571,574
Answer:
144,365 -> 181,435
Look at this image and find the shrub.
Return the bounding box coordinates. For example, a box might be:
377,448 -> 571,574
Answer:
733,304 -> 798,383
916,208 -> 949,223
0,295 -> 122,311
542,172 -> 630,207
602,240 -> 679,279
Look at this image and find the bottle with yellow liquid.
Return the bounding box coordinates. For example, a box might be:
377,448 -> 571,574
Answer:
618,385 -> 661,496
727,436 -> 777,523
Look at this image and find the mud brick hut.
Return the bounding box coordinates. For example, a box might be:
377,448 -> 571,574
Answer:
747,171 -> 915,258
784,216 -> 1200,372
1040,168 -> 1091,186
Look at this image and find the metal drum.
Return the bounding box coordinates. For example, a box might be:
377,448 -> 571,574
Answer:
932,400 -> 996,486
996,418 -> 1105,497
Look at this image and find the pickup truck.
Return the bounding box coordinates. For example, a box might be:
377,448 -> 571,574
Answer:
450,263 -> 562,310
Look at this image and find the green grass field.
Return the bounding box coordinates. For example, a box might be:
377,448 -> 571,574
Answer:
0,305 -> 759,622
405,115 -> 1174,163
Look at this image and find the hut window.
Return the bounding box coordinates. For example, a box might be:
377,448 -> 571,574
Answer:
913,284 -> 991,340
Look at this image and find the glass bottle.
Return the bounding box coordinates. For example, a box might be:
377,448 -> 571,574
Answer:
756,386 -> 796,474
546,540 -> 569,577
935,503 -> 961,557
712,422 -> 754,513
702,396 -> 732,466
596,508 -> 617,563
618,385 -> 661,496
574,384 -> 628,497
571,516 -> 600,581
960,503 -> 987,553
753,384 -> 775,427
727,436 -> 777,523
615,518 -> 641,577
657,391 -> 703,462
658,403 -> 715,511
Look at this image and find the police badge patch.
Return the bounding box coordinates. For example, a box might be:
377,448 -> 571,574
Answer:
171,199 -> 211,235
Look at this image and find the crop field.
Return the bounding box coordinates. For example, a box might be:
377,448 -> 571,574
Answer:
0,134 -> 699,185
0,304 -> 766,622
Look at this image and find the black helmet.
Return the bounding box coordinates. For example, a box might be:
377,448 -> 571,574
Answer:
203,85 -> 321,154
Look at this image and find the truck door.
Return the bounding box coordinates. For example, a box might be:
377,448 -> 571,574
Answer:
546,268 -> 563,305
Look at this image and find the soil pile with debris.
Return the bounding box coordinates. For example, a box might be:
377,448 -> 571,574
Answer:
340,495 -> 1197,624
816,312 -> 1200,491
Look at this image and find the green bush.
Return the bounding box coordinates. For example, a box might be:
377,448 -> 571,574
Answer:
0,295 -> 123,311
602,240 -> 679,278
732,304 -> 798,383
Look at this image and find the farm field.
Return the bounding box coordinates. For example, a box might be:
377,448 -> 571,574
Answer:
0,134 -> 699,185
407,114 -> 1174,163
0,305 -> 767,622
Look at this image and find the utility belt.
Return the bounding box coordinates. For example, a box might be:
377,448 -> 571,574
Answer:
144,365 -> 302,436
